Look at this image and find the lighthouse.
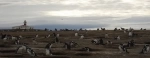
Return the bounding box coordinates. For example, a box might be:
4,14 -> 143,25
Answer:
24,20 -> 27,26
12,20 -> 34,29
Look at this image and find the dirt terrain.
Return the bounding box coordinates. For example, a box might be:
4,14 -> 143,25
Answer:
0,30 -> 150,58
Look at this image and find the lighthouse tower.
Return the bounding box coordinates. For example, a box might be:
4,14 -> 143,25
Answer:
24,20 -> 27,26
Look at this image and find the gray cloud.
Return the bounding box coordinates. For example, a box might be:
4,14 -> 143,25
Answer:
0,3 -> 11,6
117,16 -> 150,23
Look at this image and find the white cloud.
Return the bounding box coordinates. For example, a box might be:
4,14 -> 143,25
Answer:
1,0 -> 150,18
0,0 -> 150,29
44,9 -> 150,18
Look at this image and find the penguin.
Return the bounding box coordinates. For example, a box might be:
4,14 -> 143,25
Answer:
75,32 -> 78,36
82,47 -> 91,52
117,36 -> 120,40
106,41 -> 112,45
53,33 -> 56,37
105,33 -> 109,38
118,44 -> 124,52
127,39 -> 135,47
56,34 -> 59,37
91,39 -> 98,44
99,39 -> 104,45
15,39 -> 20,45
26,48 -> 37,57
35,34 -> 38,38
70,41 -> 74,47
47,34 -> 50,38
80,35 -> 84,39
123,47 -> 129,53
127,42 -> 131,47
32,38 -> 37,45
130,39 -> 135,47
69,41 -> 78,48
2,34 -> 6,39
140,45 -> 150,54
3,37 -> 7,42
146,45 -> 150,52
0,33 -> 4,39
114,28 -> 117,31
11,36 -> 17,40
129,32 -> 133,37
19,35 -> 22,39
124,30 -> 126,33
64,42 -> 71,50
16,44 -> 28,54
55,37 -> 59,43
118,44 -> 129,53
45,43 -> 53,56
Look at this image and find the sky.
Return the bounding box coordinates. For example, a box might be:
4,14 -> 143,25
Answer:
0,0 -> 150,30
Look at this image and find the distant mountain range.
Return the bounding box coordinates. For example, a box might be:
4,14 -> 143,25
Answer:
0,24 -> 108,30
33,24 -> 108,30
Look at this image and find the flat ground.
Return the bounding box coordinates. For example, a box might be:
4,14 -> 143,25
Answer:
0,30 -> 150,58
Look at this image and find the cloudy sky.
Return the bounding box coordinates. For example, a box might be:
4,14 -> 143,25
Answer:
0,0 -> 150,30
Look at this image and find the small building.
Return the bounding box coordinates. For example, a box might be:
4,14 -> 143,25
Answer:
12,20 -> 34,29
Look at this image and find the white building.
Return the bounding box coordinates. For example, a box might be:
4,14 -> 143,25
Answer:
12,20 -> 34,29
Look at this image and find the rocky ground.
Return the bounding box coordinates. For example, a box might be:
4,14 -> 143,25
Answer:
0,30 -> 150,58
